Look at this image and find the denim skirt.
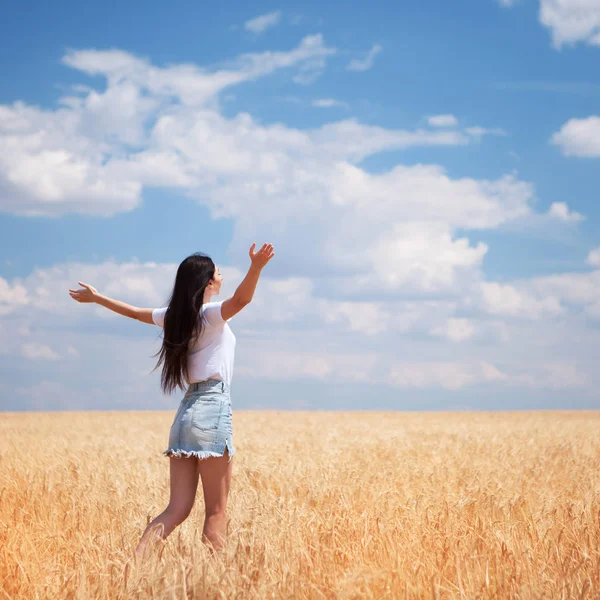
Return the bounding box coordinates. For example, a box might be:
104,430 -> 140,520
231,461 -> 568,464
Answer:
163,379 -> 236,462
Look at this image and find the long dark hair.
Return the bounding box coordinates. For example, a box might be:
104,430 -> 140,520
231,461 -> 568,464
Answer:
154,253 -> 216,394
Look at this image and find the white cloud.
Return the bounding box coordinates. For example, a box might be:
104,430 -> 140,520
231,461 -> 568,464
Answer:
321,298 -> 461,339
503,0 -> 600,48
0,45 -> 524,252
547,201 -> 585,222
528,270 -> 600,314
323,162 -> 533,236
389,362 -> 477,390
0,56 -> 574,295
63,35 -> 336,100
362,221 -> 488,292
15,381 -> 79,410
551,116 -> 600,157
478,265 -> 600,328
323,302 -> 390,335
480,282 -> 564,319
346,44 -> 382,72
291,62 -> 328,84
390,359 -> 589,391
2,260 -> 455,339
586,247 -> 600,267
427,114 -> 458,128
21,260 -> 177,316
1,45 -> 597,406
0,37 -> 338,217
22,342 -> 59,360
312,98 -> 348,108
430,318 -> 477,342
244,10 -> 282,34
237,349 -> 377,382
289,37 -> 337,84
539,0 -> 600,47
410,361 -> 529,390
0,50 -> 546,302
465,126 -> 508,138
2,256 -> 600,407
0,277 -> 29,315
480,362 -> 507,382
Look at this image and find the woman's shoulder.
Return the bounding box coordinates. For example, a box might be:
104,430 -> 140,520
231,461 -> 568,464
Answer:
201,301 -> 226,327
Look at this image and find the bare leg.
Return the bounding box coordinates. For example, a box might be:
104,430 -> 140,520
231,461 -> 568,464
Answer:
135,456 -> 199,559
198,449 -> 233,552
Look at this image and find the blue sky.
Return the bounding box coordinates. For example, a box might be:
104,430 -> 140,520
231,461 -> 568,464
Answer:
1,0 -> 600,411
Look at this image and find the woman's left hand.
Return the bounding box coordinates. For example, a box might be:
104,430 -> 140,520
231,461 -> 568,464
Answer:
69,282 -> 99,303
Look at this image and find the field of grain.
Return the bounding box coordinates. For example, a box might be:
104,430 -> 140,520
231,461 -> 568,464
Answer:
1,410 -> 599,599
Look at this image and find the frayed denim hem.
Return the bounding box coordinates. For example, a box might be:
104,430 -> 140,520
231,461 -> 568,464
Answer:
163,442 -> 235,463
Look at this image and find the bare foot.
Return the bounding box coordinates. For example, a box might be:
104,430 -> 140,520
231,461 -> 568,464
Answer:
135,527 -> 165,565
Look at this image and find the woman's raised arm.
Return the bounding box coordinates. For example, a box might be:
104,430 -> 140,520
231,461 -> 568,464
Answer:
69,282 -> 155,325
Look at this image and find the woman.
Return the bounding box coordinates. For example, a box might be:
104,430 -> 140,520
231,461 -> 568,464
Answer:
69,242 -> 275,556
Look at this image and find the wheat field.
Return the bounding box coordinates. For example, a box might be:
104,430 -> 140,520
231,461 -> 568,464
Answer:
1,410 -> 599,599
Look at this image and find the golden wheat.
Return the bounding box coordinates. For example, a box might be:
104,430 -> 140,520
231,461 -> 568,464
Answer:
1,410 -> 599,599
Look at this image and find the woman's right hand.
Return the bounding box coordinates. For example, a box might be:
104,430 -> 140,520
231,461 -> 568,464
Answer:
69,282 -> 100,304
249,243 -> 275,269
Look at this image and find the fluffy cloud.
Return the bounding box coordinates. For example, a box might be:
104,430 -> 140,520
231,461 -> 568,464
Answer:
244,11 -> 282,34
346,44 -> 382,72
2,258 -> 599,388
354,221 -> 488,293
22,342 -> 59,360
62,35 -> 336,98
480,282 -> 564,319
501,0 -> 600,48
0,38 -> 340,217
427,114 -> 458,128
1,46 -> 549,300
392,358 -> 589,391
539,0 -> 600,47
237,349 -> 378,382
312,98 -> 348,108
528,270 -> 600,317
551,116 -> 600,157
0,276 -> 29,314
587,247 -> 600,267
0,44 -> 596,406
547,201 -> 585,222
430,318 -> 476,342
465,126 -> 507,138
478,261 -> 600,324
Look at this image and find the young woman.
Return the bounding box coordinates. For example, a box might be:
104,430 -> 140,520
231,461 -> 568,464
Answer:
69,242 -> 275,556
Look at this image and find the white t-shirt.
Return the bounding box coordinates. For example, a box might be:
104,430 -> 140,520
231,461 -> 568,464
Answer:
152,301 -> 236,387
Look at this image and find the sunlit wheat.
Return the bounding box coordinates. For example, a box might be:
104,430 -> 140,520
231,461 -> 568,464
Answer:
1,410 -> 599,599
